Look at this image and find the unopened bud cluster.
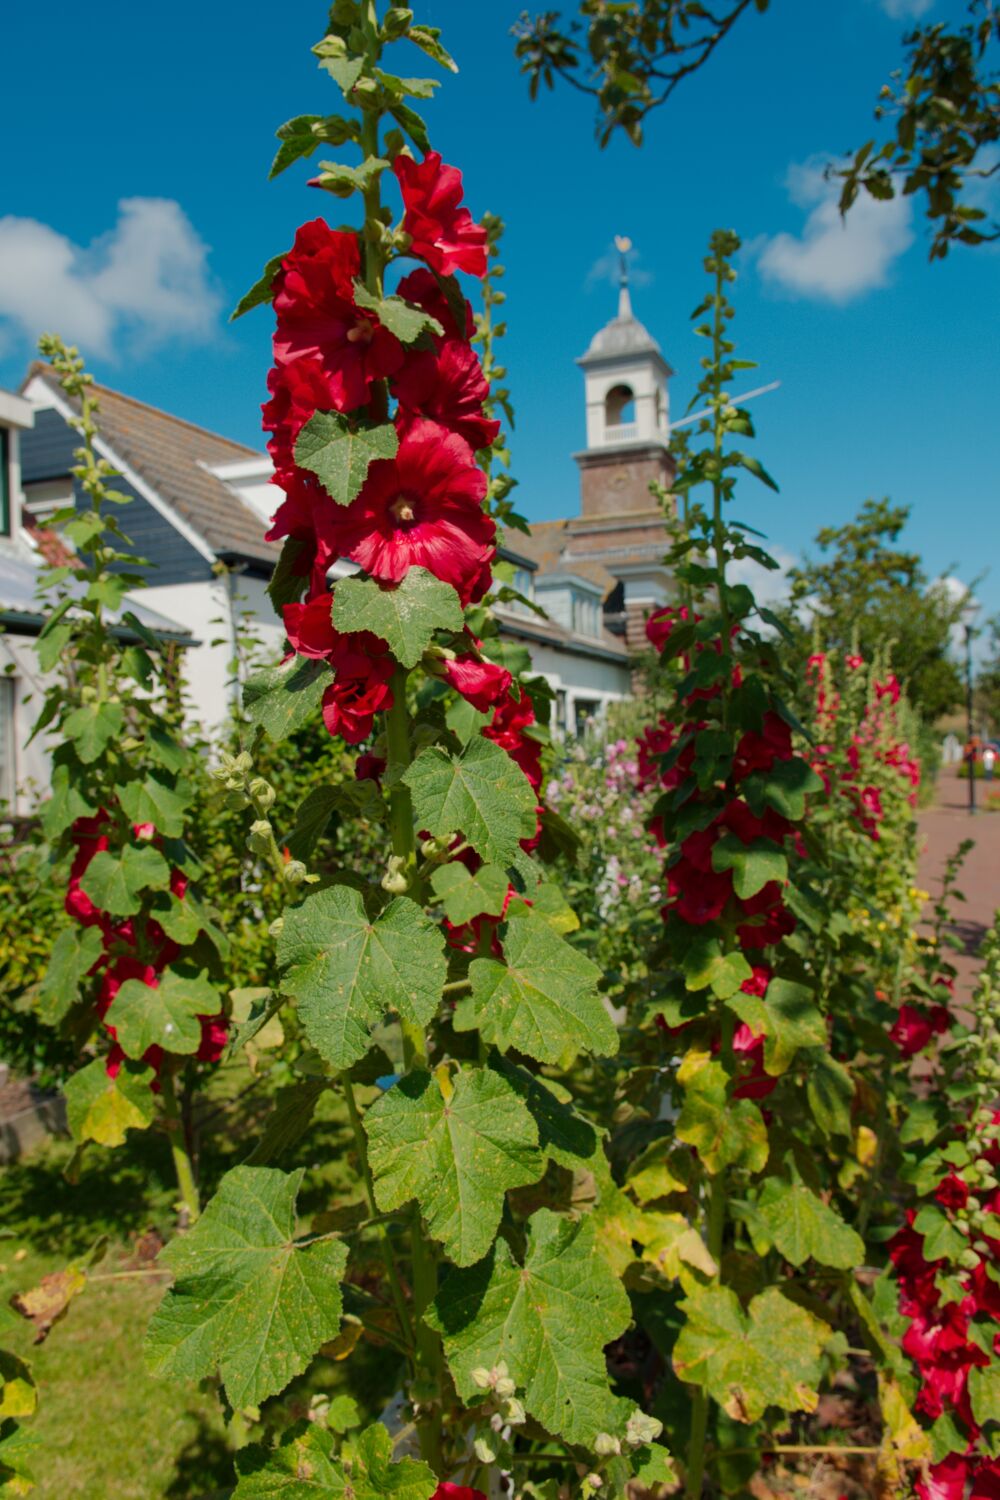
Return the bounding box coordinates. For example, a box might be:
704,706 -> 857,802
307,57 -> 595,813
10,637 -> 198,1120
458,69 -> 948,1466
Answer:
469,1362 -> 526,1464
583,1410 -> 663,1490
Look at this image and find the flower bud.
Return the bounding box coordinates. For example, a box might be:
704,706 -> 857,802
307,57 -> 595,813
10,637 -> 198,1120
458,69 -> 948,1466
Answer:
474,1435 -> 497,1464
247,819 -> 274,855
494,1375 -> 516,1399
594,1433 -> 620,1457
381,854 -> 410,894
268,917 -> 284,940
625,1410 -> 663,1447
283,859 -> 308,886
584,1474 -> 603,1493
249,777 -> 276,812
504,1398 -> 526,1427
958,1248 -> 982,1270
234,751 -> 253,773
470,1367 -> 493,1391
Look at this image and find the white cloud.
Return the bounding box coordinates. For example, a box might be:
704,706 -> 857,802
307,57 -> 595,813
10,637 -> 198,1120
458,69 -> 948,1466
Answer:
730,544 -> 798,614
0,198 -> 223,360
879,0 -> 933,18
586,240 -> 654,292
755,157 -> 914,304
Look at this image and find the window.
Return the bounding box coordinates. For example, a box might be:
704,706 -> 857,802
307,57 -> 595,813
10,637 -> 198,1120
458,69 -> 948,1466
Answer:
574,698 -> 600,736
0,428 -> 10,537
0,679 -> 15,808
571,591 -> 600,638
605,384 -> 635,427
512,567 -> 533,600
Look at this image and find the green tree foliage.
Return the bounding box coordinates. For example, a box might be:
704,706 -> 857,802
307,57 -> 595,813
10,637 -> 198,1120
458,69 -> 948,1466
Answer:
781,498 -> 964,723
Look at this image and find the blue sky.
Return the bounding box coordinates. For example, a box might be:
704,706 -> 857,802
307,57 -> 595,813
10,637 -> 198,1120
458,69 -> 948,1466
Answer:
1,0 -> 997,620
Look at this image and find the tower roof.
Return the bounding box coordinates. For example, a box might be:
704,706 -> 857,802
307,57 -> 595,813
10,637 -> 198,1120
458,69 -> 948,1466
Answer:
577,241 -> 671,371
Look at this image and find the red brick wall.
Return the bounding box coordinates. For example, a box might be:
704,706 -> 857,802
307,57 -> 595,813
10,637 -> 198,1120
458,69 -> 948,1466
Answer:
576,445 -> 675,518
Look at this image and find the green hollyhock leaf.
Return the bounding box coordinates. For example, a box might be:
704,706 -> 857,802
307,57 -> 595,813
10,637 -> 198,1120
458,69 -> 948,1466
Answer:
332,569 -> 462,668
676,1055 -> 768,1175
673,1286 -> 829,1424
807,1052 -> 855,1138
311,156 -> 389,198
969,1364 -> 1000,1425
118,774 -> 193,838
750,1180 -> 864,1269
711,835 -> 787,899
64,1057 -> 156,1147
493,1058 -> 603,1171
110,968 -> 220,1059
38,925 -> 104,1023
276,887 -> 446,1071
62,700 -> 125,764
913,1205 -> 966,1262
365,1062 -> 544,1266
353,283 -> 444,344
232,250 -> 288,319
430,861 -> 509,925
674,928 -> 750,996
145,725 -> 190,775
403,736 -> 537,867
79,844 -> 171,917
0,1350 -> 36,1421
408,23 -> 458,72
0,1416 -> 38,1491
145,1166 -> 348,1408
728,978 -> 826,1075
148,891 -> 208,946
233,1419 -> 437,1499
455,910 -> 618,1065
295,411 -> 398,505
40,763 -> 97,838
428,1208 -> 631,1445
744,757 -> 823,822
244,655 -> 333,743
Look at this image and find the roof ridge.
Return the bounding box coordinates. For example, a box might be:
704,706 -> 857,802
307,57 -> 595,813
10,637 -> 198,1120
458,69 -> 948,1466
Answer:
27,361 -> 260,458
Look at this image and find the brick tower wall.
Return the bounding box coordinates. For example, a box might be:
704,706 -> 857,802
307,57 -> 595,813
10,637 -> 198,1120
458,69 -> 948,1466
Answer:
575,443 -> 675,519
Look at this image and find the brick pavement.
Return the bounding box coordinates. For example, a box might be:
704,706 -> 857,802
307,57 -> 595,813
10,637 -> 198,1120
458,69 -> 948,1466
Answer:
918,768 -> 1000,996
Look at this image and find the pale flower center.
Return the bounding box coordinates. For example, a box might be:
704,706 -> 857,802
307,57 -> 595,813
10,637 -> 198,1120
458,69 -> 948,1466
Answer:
390,495 -> 417,525
346,318 -> 373,346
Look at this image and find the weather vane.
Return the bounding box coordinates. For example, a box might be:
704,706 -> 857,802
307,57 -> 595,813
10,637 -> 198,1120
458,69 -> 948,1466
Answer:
614,234 -> 632,286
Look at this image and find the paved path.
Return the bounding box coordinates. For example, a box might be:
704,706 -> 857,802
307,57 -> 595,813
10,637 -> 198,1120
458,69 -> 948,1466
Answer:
917,768 -> 1000,995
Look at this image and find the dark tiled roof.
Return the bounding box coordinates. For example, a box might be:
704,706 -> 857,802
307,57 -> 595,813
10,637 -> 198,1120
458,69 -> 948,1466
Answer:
24,364 -> 276,567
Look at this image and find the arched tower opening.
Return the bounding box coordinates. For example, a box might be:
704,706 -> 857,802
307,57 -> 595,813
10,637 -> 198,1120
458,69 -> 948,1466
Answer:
605,383 -> 635,430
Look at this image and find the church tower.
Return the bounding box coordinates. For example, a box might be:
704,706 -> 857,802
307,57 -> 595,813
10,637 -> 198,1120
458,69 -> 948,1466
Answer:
574,246 -> 675,517
557,243 -> 676,653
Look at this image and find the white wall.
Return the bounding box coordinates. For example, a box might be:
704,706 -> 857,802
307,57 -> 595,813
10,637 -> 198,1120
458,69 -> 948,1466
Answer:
0,635 -> 52,815
139,574 -> 286,742
514,635 -> 630,738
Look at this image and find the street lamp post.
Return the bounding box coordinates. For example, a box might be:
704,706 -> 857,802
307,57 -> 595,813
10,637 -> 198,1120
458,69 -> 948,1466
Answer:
962,599 -> 978,816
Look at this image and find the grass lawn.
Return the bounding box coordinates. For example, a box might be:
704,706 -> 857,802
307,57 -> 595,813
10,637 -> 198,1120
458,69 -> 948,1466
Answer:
1,1076 -> 403,1498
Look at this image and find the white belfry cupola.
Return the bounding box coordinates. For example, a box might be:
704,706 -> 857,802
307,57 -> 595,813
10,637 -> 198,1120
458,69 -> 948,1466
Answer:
577,239 -> 673,452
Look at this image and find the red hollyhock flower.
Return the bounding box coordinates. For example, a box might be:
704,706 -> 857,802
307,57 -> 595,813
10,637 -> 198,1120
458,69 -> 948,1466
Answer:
732,711 -> 793,780
355,753 -> 386,785
890,1002 -> 951,1058
321,635 -> 395,745
971,1461 -> 1000,1499
736,899 -> 795,950
666,861 -> 732,926
393,338 -> 500,452
443,654 -> 513,712
935,1173 -> 970,1214
916,1455 -> 970,1500
645,603 -> 696,654
272,219 -> 403,410
262,356 -> 334,479
283,592 -> 336,658
394,152 -> 487,278
396,268 -> 474,340
485,690 -> 543,789
266,472 -> 345,595
197,1015 -> 229,1063
332,419 -> 494,606
431,1485 -> 487,1500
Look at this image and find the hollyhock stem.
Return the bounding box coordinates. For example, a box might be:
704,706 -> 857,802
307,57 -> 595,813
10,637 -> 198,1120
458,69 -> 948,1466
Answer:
160,1066 -> 200,1226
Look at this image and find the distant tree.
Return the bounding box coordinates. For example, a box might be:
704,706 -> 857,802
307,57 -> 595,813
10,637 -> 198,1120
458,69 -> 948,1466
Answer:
514,0 -> 999,257
975,615 -> 1000,735
779,498 -> 965,724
